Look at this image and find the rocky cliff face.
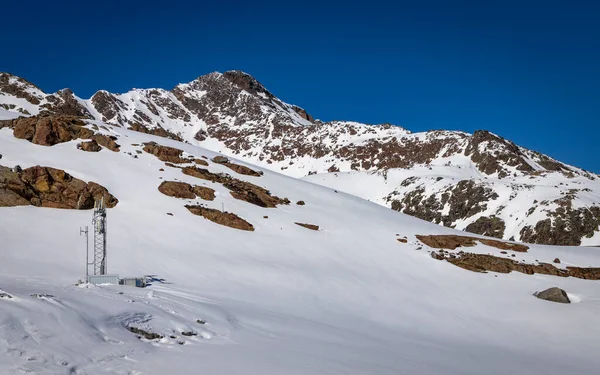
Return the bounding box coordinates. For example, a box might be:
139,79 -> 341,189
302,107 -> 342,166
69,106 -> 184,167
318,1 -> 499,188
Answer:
1,71 -> 599,245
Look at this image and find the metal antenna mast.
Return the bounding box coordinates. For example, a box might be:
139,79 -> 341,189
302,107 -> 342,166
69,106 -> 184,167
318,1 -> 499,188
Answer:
92,197 -> 108,275
80,226 -> 91,281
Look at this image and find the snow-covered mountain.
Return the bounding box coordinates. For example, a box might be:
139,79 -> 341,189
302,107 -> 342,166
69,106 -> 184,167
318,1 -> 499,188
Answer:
1,71 -> 599,246
1,110 -> 600,374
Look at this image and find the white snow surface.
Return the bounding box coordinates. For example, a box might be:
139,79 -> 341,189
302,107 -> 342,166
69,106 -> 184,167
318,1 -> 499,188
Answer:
1,123 -> 600,374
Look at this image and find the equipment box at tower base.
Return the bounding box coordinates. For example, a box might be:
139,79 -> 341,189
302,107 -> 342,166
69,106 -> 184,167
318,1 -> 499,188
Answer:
87,274 -> 120,285
121,277 -> 147,288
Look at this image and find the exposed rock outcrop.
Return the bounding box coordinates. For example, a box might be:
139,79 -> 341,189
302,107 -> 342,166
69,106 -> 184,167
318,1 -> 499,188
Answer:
158,181 -> 196,199
465,216 -> 506,239
78,140 -> 102,152
182,166 -> 288,207
185,205 -> 254,231
430,251 -> 600,280
158,181 -> 216,201
3,115 -> 93,146
143,142 -> 187,164
0,165 -> 117,209
417,234 -> 529,252
520,196 -> 600,246
295,222 -> 319,231
192,186 -> 215,201
91,135 -> 120,152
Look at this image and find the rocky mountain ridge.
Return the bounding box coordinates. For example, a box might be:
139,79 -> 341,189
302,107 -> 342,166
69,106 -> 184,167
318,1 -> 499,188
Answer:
1,70 -> 599,245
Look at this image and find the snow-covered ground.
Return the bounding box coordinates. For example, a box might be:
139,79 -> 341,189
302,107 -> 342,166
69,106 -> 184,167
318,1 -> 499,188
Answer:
1,120 -> 600,374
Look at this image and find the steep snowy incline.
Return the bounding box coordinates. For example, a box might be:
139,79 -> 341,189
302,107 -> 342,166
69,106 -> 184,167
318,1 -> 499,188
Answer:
1,115 -> 600,374
1,71 -> 599,245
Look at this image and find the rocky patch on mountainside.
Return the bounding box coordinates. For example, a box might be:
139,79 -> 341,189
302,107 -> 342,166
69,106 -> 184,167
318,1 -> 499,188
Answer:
143,142 -> 188,164
212,156 -> 263,176
158,181 -> 215,201
0,73 -> 43,107
416,234 -> 529,252
465,216 -> 506,239
129,123 -> 182,141
0,115 -> 93,146
520,193 -> 600,246
0,165 -> 117,209
182,166 -> 288,207
390,180 -> 500,228
185,205 -> 254,231
91,134 -> 120,152
430,250 -> 600,280
40,89 -> 92,117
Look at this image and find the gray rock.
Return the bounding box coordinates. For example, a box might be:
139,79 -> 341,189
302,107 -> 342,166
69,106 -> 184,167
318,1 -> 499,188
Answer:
535,287 -> 570,304
212,155 -> 229,164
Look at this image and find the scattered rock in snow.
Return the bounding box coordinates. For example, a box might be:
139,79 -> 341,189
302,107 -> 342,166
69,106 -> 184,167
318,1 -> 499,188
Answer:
0,292 -> 13,299
128,326 -> 163,340
194,158 -> 208,166
181,331 -> 197,336
212,156 -> 229,164
295,222 -> 319,231
30,293 -> 54,299
196,319 -> 206,325
185,205 -> 255,231
535,287 -> 571,304
554,258 -> 561,264
397,238 -> 408,243
78,139 -> 102,152
296,200 -> 305,206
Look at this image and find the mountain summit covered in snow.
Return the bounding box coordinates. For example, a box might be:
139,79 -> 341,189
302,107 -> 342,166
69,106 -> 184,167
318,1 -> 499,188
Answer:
1,70 -> 599,246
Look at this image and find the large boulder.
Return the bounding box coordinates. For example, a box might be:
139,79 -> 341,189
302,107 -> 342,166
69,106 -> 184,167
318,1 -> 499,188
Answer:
534,287 -> 571,304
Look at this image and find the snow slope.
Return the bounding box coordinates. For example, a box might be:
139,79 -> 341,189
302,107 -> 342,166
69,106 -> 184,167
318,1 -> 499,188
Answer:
2,71 -> 599,245
1,116 -> 600,374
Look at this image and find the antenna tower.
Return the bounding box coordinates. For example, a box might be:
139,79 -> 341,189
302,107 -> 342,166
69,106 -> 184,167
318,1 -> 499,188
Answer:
92,198 -> 108,275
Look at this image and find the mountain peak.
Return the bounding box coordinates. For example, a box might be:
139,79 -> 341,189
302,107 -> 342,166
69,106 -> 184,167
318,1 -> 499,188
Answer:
221,70 -> 273,98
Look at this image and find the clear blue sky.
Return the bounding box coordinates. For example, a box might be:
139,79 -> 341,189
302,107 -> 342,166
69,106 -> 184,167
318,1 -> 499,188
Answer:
3,0 -> 599,172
